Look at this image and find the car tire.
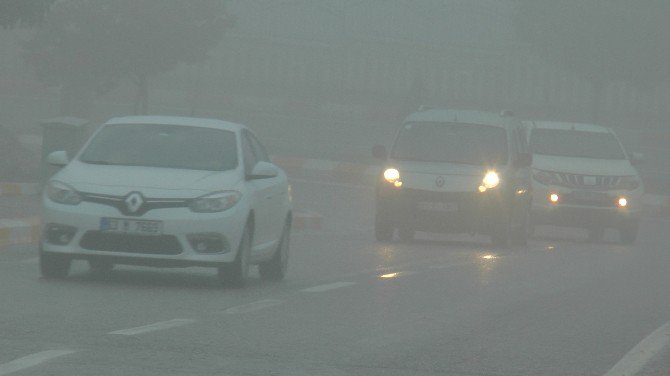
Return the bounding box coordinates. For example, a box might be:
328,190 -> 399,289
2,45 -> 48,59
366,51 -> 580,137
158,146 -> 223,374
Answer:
39,247 -> 71,279
587,227 -> 605,243
374,210 -> 394,242
219,224 -> 252,288
89,260 -> 114,274
619,221 -> 639,244
259,219 -> 290,282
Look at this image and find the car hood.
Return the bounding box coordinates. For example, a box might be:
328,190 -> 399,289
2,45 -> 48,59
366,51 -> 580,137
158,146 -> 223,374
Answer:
389,159 -> 495,192
52,160 -> 242,197
532,154 -> 637,176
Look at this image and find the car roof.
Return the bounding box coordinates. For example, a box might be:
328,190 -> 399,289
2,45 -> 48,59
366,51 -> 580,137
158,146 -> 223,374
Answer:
404,109 -> 518,128
528,121 -> 611,134
105,116 -> 246,132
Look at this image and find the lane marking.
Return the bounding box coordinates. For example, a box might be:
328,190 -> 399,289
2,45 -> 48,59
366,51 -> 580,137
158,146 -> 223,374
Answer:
108,319 -> 196,336
0,350 -> 76,376
301,282 -> 356,293
604,320 -> 670,376
223,299 -> 285,315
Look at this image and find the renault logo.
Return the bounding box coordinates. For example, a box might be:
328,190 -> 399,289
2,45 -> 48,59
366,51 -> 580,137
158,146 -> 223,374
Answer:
124,192 -> 144,213
436,176 -> 445,188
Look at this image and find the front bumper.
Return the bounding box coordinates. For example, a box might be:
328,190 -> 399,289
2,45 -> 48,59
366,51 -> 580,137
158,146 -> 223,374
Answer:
531,184 -> 642,228
376,184 -> 517,234
41,196 -> 247,267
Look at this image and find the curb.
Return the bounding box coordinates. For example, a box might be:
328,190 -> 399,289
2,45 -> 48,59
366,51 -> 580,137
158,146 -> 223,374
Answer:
0,182 -> 39,197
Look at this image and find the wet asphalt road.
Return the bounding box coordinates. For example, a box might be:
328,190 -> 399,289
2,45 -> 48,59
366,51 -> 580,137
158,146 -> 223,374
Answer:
1,174 -> 670,375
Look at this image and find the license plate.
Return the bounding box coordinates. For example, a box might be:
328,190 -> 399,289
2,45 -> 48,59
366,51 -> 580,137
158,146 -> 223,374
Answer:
417,201 -> 458,212
100,218 -> 163,235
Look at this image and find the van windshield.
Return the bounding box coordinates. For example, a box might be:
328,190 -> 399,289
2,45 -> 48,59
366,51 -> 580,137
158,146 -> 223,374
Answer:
391,122 -> 508,165
530,128 -> 626,160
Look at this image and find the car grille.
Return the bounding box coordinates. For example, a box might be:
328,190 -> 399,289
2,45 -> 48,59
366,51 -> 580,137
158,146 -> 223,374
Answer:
556,173 -> 620,189
80,192 -> 190,217
79,231 -> 183,255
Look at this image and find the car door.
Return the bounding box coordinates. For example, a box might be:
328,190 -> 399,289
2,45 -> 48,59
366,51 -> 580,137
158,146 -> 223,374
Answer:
242,130 -> 284,252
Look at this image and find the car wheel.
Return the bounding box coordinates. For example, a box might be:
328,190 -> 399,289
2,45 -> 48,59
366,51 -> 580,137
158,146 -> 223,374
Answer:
619,220 -> 639,244
259,219 -> 290,282
374,209 -> 394,242
88,260 -> 114,274
219,224 -> 251,287
587,227 -> 605,243
39,247 -> 71,279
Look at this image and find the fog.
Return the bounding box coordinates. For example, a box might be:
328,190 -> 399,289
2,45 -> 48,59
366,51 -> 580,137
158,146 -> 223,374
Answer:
1,2 -> 670,375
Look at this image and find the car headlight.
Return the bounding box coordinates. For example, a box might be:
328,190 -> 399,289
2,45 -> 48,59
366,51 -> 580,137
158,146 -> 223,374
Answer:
616,176 -> 641,191
46,181 -> 82,205
383,168 -> 403,187
190,191 -> 242,213
532,169 -> 559,186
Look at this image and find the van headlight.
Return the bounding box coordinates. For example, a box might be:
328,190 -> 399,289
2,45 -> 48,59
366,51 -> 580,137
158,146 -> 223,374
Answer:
190,191 -> 242,213
46,181 -> 82,205
383,168 -> 403,188
481,170 -> 500,189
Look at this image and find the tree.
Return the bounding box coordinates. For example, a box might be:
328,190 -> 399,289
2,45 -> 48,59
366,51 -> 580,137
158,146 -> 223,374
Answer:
0,0 -> 53,29
23,0 -> 233,116
515,1 -> 670,122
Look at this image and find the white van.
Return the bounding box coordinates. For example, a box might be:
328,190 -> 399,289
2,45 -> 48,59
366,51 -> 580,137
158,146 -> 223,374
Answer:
373,109 -> 533,247
526,121 -> 643,243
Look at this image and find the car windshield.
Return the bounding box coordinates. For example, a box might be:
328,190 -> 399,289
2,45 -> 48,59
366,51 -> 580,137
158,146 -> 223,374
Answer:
80,124 -> 238,171
391,122 -> 508,165
530,128 -> 626,160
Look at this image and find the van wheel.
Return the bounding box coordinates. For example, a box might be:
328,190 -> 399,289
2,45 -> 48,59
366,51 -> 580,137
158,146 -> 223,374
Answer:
397,226 -> 414,243
374,210 -> 394,242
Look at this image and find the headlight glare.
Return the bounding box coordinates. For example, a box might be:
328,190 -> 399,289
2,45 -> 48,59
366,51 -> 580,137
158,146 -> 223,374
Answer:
46,181 -> 82,205
482,170 -> 500,189
190,191 -> 242,213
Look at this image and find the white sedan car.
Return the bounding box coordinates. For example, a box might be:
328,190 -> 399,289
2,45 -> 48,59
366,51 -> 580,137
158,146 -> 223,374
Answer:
41,116 -> 292,286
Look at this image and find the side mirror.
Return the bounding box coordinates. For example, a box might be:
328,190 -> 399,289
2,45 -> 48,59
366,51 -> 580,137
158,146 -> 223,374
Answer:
630,152 -> 644,165
515,152 -> 533,168
247,161 -> 278,180
372,145 -> 387,160
47,150 -> 69,166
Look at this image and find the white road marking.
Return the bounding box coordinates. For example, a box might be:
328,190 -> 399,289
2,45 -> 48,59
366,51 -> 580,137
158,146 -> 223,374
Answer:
301,282 -> 356,293
223,299 -> 285,315
604,320 -> 670,376
0,350 -> 76,376
108,319 -> 196,336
